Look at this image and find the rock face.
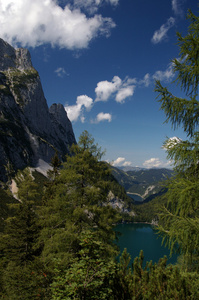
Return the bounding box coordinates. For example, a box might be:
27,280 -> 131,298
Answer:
0,38 -> 76,181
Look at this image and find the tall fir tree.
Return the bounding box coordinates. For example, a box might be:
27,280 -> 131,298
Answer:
155,8 -> 199,270
47,150 -> 62,180
38,131 -> 120,270
0,169 -> 48,299
0,169 -> 41,264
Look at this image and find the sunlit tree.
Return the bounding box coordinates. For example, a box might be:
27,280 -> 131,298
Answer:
39,130 -> 120,270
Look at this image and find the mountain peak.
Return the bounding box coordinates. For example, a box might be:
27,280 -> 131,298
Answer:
0,38 -> 32,71
0,39 -> 76,181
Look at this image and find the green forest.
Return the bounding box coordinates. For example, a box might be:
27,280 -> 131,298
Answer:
0,8 -> 199,300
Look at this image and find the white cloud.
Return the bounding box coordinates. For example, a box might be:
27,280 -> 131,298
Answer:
65,104 -> 82,122
143,157 -> 171,169
71,0 -> 119,14
95,112 -> 112,123
67,60 -> 177,123
67,62 -> 177,123
125,77 -> 137,85
172,0 -> 183,16
138,64 -> 174,88
123,161 -> 132,166
108,0 -> 119,5
55,67 -> 67,78
151,17 -> 175,44
95,76 -> 136,103
143,158 -> 161,168
112,157 -> 132,167
112,157 -> 125,166
115,86 -> 135,103
139,73 -> 151,87
95,76 -> 122,102
0,0 -> 115,49
80,116 -> 85,123
76,95 -> 93,109
65,95 -> 93,122
153,63 -> 175,82
94,66 -> 174,105
172,0 -> 178,14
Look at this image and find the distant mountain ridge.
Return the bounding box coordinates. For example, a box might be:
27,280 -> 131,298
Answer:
117,166 -> 145,172
111,166 -> 173,202
0,38 -> 76,181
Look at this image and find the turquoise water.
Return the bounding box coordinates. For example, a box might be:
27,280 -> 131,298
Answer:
115,223 -> 178,265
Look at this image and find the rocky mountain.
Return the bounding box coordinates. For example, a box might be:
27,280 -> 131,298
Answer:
118,166 -> 145,172
111,166 -> 173,202
0,38 -> 76,181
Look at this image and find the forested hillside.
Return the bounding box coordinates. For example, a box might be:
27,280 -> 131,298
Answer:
111,166 -> 173,201
0,130 -> 198,299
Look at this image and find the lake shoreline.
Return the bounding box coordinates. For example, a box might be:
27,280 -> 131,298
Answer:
120,220 -> 158,226
114,223 -> 178,264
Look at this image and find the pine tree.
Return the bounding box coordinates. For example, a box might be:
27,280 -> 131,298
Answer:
38,131 -> 120,269
47,150 -> 62,180
112,249 -> 199,299
0,169 -> 41,263
51,230 -> 117,299
155,8 -> 199,270
0,169 -> 47,299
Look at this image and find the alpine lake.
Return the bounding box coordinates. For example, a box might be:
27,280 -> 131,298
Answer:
114,223 -> 178,266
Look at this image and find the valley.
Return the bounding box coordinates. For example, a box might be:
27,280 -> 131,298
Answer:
111,166 -> 173,202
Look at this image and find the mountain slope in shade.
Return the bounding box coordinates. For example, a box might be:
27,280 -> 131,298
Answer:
0,38 -> 76,181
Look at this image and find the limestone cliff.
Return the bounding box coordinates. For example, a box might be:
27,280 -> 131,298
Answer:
0,38 -> 76,181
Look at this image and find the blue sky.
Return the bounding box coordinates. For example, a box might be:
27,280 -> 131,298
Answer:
0,0 -> 198,168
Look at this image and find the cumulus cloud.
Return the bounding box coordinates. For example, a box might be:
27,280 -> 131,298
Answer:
115,86 -> 135,103
67,62 -> 177,123
55,67 -> 67,78
95,76 -> 136,103
65,95 -> 93,122
112,157 -> 125,166
95,76 -> 122,102
123,161 -> 132,166
76,95 -> 93,109
94,66 -> 174,106
112,157 -> 132,167
143,158 -> 161,168
95,112 -> 112,123
0,0 -> 115,49
153,62 -> 175,82
151,17 -> 175,44
66,59 -> 178,123
143,157 -> 171,169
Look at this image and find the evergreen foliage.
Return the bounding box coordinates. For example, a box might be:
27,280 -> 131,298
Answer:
0,169 -> 47,298
47,151 -> 62,180
38,131 -> 121,271
109,249 -> 199,299
155,9 -> 199,137
0,186 -> 16,232
0,127 -> 199,298
155,8 -> 199,271
0,169 -> 41,263
111,165 -> 173,200
51,230 -> 116,299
